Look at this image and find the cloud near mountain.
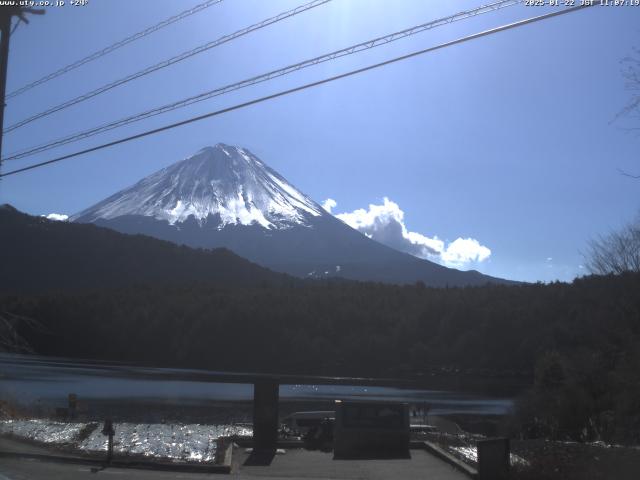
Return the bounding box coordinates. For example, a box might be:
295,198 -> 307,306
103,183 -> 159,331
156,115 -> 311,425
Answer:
323,197 -> 491,268
44,213 -> 69,221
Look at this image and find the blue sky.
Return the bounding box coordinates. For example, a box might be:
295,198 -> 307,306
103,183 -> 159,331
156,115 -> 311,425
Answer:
0,0 -> 638,282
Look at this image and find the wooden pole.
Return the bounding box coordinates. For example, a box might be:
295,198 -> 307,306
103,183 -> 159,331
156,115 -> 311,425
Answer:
0,11 -> 12,164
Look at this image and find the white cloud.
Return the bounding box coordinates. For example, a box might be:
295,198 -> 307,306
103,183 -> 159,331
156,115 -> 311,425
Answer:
43,213 -> 69,222
330,197 -> 491,268
441,238 -> 491,266
321,198 -> 337,214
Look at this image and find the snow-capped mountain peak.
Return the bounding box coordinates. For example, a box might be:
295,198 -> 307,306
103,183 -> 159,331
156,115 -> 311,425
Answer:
72,143 -> 323,229
71,143 -> 511,286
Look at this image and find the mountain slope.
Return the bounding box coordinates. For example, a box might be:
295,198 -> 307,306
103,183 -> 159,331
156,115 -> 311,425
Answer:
73,143 -> 512,287
73,145 -> 322,229
0,205 -> 291,293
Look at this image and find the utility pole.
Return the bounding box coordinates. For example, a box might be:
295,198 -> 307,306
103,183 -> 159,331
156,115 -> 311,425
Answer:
0,10 -> 12,165
0,6 -> 44,173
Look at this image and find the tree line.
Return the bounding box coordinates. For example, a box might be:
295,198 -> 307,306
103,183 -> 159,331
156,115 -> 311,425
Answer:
2,272 -> 640,443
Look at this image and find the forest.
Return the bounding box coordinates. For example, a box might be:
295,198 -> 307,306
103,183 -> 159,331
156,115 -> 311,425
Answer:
2,272 -> 640,444
2,205 -> 640,444
0,204 -> 292,292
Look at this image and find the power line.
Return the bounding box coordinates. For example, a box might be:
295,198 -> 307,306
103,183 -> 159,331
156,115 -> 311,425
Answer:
0,6 -> 45,179
0,4 -> 594,179
5,0 -> 224,101
3,0 -> 523,161
3,0 -> 332,134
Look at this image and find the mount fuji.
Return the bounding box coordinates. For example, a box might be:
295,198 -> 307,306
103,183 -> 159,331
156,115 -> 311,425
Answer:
72,143 -> 509,286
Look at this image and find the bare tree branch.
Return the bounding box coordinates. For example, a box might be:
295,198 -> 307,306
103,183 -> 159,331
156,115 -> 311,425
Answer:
586,216 -> 640,275
612,47 -> 640,123
0,311 -> 47,354
617,168 -> 640,179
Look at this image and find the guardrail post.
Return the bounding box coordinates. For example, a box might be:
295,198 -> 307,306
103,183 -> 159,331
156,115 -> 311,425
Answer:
477,437 -> 509,480
252,379 -> 279,452
101,418 -> 115,464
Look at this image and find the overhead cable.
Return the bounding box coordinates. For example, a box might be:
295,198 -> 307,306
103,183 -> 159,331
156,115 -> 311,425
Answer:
5,0 -> 225,100
0,4 -> 595,179
3,0 -> 522,161
3,0 -> 332,133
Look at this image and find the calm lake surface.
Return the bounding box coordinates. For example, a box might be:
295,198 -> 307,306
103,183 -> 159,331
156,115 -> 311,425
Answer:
0,353 -> 515,416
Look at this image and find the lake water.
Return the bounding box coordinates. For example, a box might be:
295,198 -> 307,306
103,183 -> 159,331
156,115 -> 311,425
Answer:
0,353 -> 514,417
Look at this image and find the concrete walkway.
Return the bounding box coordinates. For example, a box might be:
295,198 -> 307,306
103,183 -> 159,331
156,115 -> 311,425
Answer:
231,448 -> 469,479
0,437 -> 469,480
0,458 -> 215,480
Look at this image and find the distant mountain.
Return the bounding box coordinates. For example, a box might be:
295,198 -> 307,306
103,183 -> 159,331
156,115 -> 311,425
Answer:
0,205 -> 290,293
73,143 -> 512,287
